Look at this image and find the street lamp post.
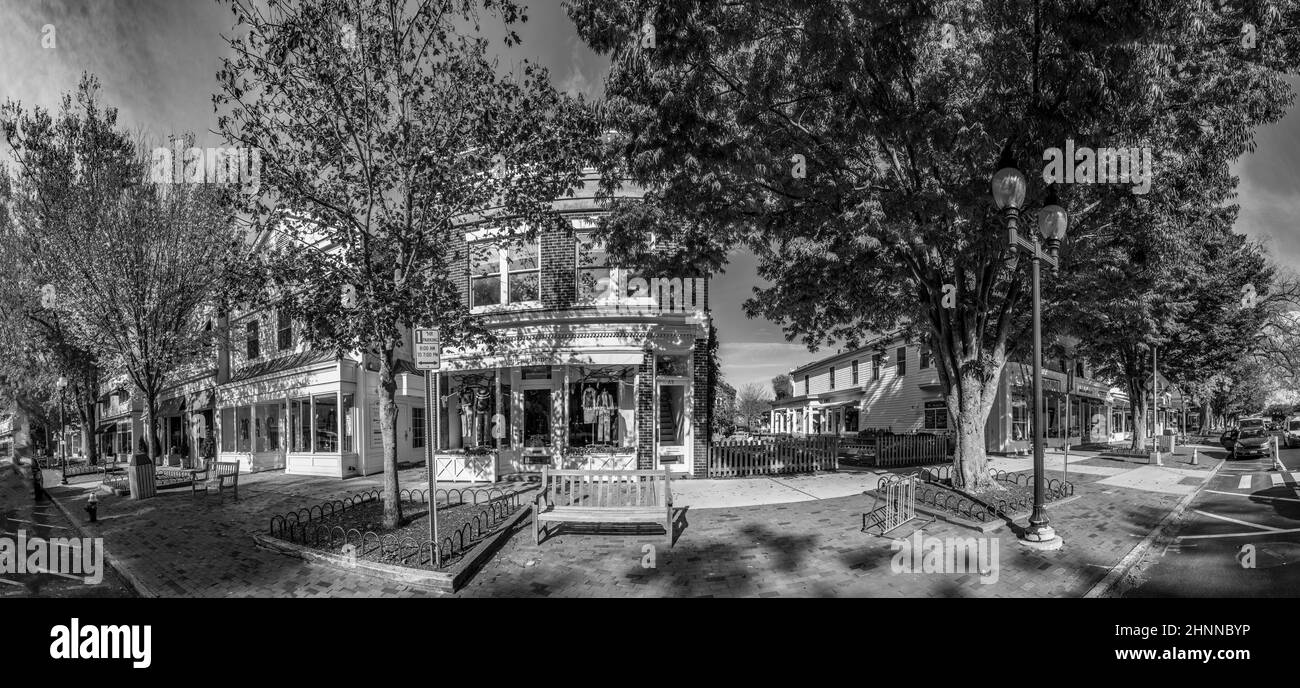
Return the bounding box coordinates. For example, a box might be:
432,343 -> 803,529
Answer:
56,376 -> 68,485
992,148 -> 1068,550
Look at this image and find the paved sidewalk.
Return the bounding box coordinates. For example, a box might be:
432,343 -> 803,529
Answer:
25,451 -> 1221,597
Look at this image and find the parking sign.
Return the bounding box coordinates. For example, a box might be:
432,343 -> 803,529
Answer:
414,328 -> 440,370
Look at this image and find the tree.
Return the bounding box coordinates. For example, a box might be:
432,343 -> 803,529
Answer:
1,77 -> 238,464
735,383 -> 771,431
215,0 -> 595,529
771,374 -> 792,401
0,172 -> 103,463
569,0 -> 1300,488
712,380 -> 736,436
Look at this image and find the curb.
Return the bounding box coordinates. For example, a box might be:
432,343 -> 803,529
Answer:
42,484 -> 161,599
1083,458 -> 1225,598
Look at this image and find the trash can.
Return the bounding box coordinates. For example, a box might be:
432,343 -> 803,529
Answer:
1157,435 -> 1175,453
127,452 -> 156,500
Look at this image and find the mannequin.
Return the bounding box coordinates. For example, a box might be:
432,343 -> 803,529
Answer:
582,385 -> 597,424
474,387 -> 491,447
596,386 -> 615,443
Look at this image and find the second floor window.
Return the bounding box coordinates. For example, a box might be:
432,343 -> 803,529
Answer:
577,234 -> 614,302
471,240 -> 540,308
247,321 -> 260,360
851,360 -> 859,385
896,347 -> 906,376
829,366 -> 836,390
277,309 -> 292,351
804,374 -> 810,396
921,346 -> 932,369
872,354 -> 881,381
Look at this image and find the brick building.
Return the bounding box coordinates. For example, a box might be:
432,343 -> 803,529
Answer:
206,169 -> 714,479
433,170 -> 713,477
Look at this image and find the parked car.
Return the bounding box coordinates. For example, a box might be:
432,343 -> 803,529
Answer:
1284,418 -> 1300,449
1239,416 -> 1267,430
1221,426 -> 1274,459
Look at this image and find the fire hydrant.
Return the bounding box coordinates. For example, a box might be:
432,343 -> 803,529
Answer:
84,493 -> 99,523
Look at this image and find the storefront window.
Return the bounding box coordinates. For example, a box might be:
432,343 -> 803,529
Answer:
341,394 -> 354,452
254,404 -> 278,452
236,406 -> 252,452
570,381 -> 620,447
498,384 -> 511,448
924,401 -> 948,430
220,407 -> 236,452
523,389 -> 551,447
291,398 -> 310,452
314,394 -> 338,452
1011,392 -> 1029,442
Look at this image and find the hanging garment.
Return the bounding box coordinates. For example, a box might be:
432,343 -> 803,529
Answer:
596,389 -> 615,443
582,385 -> 597,423
474,388 -> 491,446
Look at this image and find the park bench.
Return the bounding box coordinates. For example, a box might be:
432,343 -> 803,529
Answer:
191,459 -> 240,502
533,468 -> 673,546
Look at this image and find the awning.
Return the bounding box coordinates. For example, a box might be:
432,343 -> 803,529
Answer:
158,396 -> 184,417
189,389 -> 215,411
440,351 -> 645,372
814,399 -> 859,410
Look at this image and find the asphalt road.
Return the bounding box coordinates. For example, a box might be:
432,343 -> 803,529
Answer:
0,460 -> 134,598
1125,439 -> 1300,597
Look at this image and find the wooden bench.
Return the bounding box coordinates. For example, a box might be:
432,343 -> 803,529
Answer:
533,468 -> 673,546
192,460 -> 240,502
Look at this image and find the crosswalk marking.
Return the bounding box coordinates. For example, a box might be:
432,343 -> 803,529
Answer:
1270,474 -> 1283,486
1291,472 -> 1300,484
1206,489 -> 1300,503
1238,475 -> 1252,489
1192,509 -> 1283,531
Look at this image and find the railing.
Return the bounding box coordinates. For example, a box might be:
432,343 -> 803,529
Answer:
872,433 -> 954,467
707,436 -> 839,477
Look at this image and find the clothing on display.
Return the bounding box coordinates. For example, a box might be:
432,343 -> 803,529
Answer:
581,386 -> 597,423
595,389 -> 615,443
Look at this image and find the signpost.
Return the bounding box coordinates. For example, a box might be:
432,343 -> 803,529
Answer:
415,327 -> 441,566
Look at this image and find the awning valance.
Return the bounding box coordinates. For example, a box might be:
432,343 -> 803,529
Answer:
440,351 -> 644,372
157,396 -> 184,418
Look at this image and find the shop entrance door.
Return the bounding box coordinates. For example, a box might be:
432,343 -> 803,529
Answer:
655,381 -> 690,469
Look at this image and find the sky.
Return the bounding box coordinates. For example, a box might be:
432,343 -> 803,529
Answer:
1,0 -> 1295,397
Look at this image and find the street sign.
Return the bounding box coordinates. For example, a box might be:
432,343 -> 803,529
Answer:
414,328 -> 440,370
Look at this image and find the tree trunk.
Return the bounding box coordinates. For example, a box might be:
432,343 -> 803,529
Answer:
142,393 -> 159,461
378,346 -> 403,530
79,402 -> 97,465
1129,392 -> 1148,452
950,370 -> 998,491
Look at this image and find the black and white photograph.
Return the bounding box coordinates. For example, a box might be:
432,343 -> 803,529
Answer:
2,0 -> 1299,672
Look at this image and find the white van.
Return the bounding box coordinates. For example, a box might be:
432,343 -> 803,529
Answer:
1284,417 -> 1300,449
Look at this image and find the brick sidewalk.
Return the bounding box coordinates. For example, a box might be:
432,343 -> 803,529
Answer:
38,459 -> 1206,598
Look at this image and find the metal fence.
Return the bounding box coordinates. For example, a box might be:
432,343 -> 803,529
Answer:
707,436 -> 840,477
268,486 -> 525,568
